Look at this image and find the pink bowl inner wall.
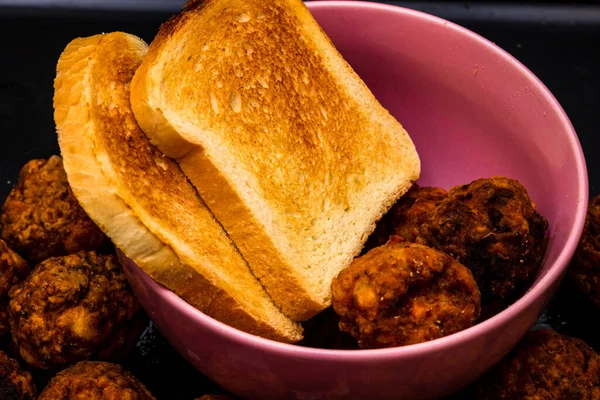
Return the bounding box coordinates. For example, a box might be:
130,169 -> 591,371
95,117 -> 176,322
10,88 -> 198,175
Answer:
309,1 -> 586,283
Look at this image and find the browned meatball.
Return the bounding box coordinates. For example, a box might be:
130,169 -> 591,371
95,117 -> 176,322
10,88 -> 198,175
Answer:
195,395 -> 237,400
0,240 -> 29,336
476,329 -> 600,400
0,350 -> 36,400
365,185 -> 448,250
419,177 -> 548,305
1,156 -> 109,263
38,361 -> 155,400
569,195 -> 600,308
8,251 -> 140,369
332,239 -> 481,348
0,240 -> 29,298
0,298 -> 9,338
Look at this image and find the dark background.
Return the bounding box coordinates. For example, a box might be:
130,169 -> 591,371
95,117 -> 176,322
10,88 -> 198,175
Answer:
0,1 -> 598,399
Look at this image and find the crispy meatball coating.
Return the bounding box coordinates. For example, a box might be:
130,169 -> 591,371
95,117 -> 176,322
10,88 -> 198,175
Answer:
38,361 -> 155,400
8,251 -> 140,369
0,298 -> 10,337
1,156 -> 109,263
332,240 -> 481,348
569,195 -> 600,308
419,177 -> 548,305
0,350 -> 36,400
0,240 -> 29,336
476,329 -> 600,400
365,185 -> 448,250
0,240 -> 29,298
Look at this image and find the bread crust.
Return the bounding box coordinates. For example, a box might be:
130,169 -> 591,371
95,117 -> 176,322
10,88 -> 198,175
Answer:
180,148 -> 323,319
54,32 -> 302,342
131,0 -> 420,320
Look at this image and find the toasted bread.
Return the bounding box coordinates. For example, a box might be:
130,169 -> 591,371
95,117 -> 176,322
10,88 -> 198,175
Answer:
131,0 -> 421,320
54,32 -> 302,342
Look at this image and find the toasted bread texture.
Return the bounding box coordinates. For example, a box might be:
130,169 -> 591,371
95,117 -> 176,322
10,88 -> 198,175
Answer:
54,32 -> 302,343
131,0 -> 421,320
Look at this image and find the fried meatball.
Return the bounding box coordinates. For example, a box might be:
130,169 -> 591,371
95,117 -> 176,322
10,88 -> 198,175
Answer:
331,239 -> 481,348
0,350 -> 36,400
365,185 -> 448,250
419,177 -> 548,305
1,156 -> 109,263
0,298 -> 10,338
0,240 -> 29,336
476,329 -> 600,399
0,240 -> 29,298
38,361 -> 155,400
569,195 -> 600,308
8,251 -> 140,369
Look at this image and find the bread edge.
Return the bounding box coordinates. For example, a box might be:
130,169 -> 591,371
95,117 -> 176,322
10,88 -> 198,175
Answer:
54,32 -> 303,342
130,0 -> 420,320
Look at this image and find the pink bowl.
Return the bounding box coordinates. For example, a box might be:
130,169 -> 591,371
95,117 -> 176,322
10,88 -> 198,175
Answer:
120,2 -> 588,399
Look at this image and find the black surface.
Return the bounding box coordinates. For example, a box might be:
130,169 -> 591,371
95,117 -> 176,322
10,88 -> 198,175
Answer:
0,2 -> 599,399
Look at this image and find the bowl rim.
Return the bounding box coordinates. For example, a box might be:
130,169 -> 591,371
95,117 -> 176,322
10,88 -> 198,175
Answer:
131,0 -> 589,361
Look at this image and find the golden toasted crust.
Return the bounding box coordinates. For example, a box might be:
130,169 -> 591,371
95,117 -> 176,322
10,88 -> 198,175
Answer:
54,32 -> 302,342
131,0 -> 420,320
179,148 -> 321,319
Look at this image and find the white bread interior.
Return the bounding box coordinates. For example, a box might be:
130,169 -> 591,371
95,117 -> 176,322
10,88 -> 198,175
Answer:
54,32 -> 302,342
131,0 -> 421,320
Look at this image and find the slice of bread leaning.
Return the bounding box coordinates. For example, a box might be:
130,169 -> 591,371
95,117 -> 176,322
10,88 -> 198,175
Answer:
54,32 -> 302,343
131,0 -> 421,321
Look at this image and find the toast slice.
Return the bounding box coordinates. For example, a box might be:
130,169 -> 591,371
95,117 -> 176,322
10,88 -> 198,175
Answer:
54,32 -> 302,343
131,0 -> 421,320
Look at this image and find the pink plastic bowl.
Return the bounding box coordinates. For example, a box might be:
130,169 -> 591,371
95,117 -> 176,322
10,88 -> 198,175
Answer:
120,2 -> 588,399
